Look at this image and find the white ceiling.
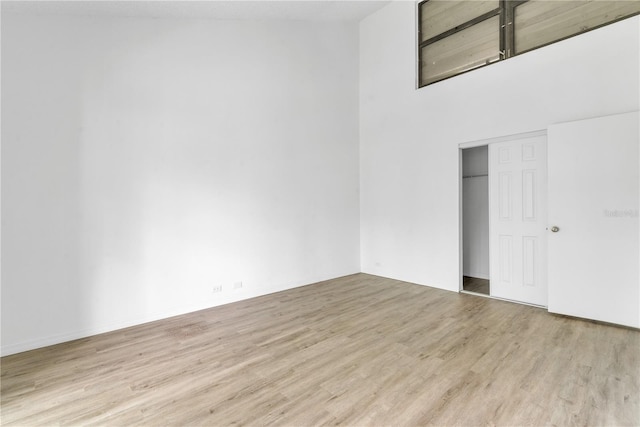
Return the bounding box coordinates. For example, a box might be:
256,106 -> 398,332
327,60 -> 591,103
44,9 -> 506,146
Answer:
2,0 -> 393,22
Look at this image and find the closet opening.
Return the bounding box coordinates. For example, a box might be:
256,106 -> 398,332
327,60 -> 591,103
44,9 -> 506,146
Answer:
461,145 -> 490,296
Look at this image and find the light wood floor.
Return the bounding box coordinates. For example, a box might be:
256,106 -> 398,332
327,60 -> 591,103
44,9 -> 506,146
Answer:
2,274 -> 639,426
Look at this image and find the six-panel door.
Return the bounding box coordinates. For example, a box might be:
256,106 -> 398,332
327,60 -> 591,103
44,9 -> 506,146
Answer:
489,135 -> 548,306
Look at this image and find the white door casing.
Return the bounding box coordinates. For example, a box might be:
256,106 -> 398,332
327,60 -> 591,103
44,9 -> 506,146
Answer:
489,135 -> 548,306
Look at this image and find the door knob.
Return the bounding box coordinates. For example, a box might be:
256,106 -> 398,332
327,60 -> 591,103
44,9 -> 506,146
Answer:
550,226 -> 560,232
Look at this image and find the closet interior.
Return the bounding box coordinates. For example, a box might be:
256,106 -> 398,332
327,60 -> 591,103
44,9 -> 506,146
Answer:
462,145 -> 490,295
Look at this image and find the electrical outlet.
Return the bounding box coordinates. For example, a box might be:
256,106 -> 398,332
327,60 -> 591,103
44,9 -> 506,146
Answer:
212,285 -> 223,293
233,281 -> 243,290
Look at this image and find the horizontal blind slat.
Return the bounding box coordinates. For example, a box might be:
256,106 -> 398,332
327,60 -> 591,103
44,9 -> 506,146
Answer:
420,0 -> 499,42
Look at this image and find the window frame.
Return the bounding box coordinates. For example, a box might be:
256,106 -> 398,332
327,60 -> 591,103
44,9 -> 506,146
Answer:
418,1 -> 504,87
510,0 -> 640,56
418,0 -> 640,88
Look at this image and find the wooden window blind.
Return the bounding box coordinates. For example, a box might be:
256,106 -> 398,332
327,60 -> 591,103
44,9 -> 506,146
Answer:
421,15 -> 501,86
419,0 -> 499,42
418,0 -> 640,88
515,0 -> 640,54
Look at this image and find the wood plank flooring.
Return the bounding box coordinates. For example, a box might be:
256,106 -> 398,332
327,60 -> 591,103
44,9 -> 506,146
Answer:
2,273 -> 639,426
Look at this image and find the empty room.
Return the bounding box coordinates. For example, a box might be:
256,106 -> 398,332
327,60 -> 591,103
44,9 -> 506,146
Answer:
1,0 -> 639,425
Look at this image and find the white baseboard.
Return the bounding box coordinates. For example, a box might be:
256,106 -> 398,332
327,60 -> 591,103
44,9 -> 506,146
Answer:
1,270 -> 358,357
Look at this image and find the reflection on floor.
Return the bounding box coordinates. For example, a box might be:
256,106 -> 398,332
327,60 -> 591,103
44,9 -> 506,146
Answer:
463,276 -> 490,295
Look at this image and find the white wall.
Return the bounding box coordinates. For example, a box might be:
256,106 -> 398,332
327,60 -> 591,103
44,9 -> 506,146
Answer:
1,13 -> 360,355
360,2 -> 640,291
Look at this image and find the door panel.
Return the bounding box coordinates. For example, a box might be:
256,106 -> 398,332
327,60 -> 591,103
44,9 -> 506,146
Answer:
490,135 -> 548,306
547,112 -> 639,328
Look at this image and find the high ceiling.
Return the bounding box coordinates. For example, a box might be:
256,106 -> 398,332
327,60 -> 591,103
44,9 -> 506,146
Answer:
2,0 -> 393,22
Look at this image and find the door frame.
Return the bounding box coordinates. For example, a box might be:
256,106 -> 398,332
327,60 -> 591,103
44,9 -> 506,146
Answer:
458,130 -> 547,300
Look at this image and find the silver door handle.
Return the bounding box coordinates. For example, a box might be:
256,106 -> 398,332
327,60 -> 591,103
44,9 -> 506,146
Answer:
550,226 -> 560,232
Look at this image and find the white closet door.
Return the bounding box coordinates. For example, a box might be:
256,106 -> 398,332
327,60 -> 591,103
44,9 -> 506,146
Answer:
489,135 -> 548,306
547,112 -> 639,328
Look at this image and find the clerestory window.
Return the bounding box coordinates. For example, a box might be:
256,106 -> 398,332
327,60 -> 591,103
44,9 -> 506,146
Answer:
418,0 -> 640,87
